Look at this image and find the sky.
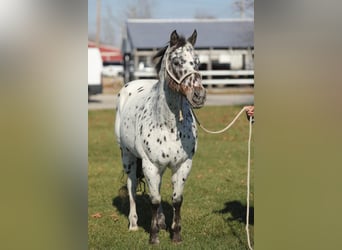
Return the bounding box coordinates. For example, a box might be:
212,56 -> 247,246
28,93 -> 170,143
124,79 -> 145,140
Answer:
88,0 -> 253,47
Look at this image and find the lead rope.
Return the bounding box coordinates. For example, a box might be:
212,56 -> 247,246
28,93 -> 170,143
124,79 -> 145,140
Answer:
191,107 -> 254,250
192,107 -> 247,134
179,95 -> 184,122
246,115 -> 253,250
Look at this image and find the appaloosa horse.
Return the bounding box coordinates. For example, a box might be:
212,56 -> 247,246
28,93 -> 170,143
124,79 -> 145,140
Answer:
115,30 -> 206,244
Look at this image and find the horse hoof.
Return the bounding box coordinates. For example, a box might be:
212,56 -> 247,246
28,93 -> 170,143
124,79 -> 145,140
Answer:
129,226 -> 139,231
172,239 -> 182,245
158,222 -> 167,230
172,234 -> 182,244
149,237 -> 160,245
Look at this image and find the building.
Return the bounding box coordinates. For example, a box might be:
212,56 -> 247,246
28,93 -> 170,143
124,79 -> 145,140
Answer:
122,19 -> 254,85
88,41 -> 123,63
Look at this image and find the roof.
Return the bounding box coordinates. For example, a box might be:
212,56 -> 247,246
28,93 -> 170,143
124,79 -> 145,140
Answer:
88,41 -> 123,62
125,19 -> 254,50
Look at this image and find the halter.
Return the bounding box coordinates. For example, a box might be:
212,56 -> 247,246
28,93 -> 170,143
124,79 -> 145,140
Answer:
163,46 -> 202,122
164,48 -> 201,86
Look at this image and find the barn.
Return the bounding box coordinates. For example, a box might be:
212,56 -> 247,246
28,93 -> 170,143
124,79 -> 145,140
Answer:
122,19 -> 254,86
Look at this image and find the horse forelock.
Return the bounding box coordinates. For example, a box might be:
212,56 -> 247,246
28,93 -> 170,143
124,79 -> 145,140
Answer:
153,36 -> 188,76
174,36 -> 187,48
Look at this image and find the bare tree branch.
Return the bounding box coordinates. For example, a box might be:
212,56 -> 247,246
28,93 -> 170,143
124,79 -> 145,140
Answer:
194,10 -> 216,19
234,0 -> 254,18
99,0 -> 156,45
126,0 -> 156,19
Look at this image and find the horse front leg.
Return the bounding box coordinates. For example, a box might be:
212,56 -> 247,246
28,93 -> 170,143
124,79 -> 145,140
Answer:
171,159 -> 192,243
142,159 -> 162,244
157,204 -> 166,230
172,198 -> 183,243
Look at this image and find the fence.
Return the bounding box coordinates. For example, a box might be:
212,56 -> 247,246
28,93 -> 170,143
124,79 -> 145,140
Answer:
133,70 -> 254,86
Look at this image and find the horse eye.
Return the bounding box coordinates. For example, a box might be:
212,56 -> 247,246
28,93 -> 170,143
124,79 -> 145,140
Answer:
194,57 -> 200,65
173,58 -> 181,66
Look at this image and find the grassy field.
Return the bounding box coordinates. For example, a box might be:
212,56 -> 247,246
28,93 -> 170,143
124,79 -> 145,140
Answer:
88,106 -> 254,250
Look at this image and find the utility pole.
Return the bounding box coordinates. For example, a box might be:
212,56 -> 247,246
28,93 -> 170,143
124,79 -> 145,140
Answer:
96,0 -> 101,47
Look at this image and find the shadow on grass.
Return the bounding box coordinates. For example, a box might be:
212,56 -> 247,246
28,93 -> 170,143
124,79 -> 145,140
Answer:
112,185 -> 174,234
214,200 -> 254,225
214,200 -> 254,248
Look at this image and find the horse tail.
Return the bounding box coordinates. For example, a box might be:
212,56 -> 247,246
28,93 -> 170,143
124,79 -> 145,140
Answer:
136,158 -> 146,194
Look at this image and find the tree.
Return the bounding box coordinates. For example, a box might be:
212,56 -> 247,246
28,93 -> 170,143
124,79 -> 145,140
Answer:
99,0 -> 156,46
194,10 -> 216,19
102,5 -> 117,45
234,0 -> 254,18
125,0 -> 155,19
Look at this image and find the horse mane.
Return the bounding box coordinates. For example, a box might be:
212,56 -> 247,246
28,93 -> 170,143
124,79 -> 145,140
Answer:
153,46 -> 168,75
153,36 -> 187,76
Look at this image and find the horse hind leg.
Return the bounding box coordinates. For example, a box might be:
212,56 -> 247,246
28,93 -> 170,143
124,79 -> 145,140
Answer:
122,150 -> 139,231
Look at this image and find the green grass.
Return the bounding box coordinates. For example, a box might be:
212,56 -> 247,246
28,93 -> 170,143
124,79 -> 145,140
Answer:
88,106 -> 254,249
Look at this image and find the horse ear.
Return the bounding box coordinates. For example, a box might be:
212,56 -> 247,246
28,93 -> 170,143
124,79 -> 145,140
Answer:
187,29 -> 197,46
170,30 -> 179,47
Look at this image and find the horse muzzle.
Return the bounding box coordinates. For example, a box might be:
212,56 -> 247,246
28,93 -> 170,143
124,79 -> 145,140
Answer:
186,85 -> 206,108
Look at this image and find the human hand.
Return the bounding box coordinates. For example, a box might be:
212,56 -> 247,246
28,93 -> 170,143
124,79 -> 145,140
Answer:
244,106 -> 254,123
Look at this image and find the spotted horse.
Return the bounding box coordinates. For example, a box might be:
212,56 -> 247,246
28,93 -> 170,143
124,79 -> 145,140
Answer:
115,30 -> 206,244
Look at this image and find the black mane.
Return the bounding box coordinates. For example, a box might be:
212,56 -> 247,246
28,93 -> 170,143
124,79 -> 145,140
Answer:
153,36 -> 187,76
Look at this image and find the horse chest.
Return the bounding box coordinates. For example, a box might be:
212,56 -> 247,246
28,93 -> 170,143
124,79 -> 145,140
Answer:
139,124 -> 197,167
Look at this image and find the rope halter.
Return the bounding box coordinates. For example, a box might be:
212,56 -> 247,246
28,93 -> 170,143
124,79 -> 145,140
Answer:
164,51 -> 201,87
163,46 -> 203,122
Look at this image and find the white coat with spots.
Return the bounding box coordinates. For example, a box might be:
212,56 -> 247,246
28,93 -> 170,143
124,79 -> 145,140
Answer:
115,30 -> 206,244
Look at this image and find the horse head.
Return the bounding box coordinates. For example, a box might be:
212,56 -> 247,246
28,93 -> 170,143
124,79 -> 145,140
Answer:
155,30 -> 207,108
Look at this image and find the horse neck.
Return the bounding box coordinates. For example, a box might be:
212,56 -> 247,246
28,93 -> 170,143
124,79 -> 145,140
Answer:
155,71 -> 187,124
